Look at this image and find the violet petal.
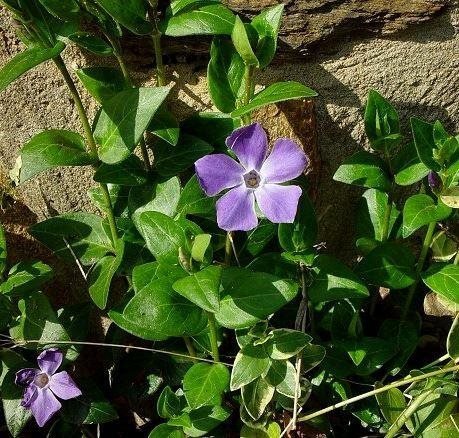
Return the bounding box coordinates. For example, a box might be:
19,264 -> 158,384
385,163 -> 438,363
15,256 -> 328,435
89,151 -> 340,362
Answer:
226,123 -> 268,171
30,388 -> 62,427
260,138 -> 308,184
21,384 -> 38,408
37,349 -> 62,376
49,371 -> 82,400
216,184 -> 258,231
255,184 -> 302,223
15,368 -> 39,386
195,153 -> 244,196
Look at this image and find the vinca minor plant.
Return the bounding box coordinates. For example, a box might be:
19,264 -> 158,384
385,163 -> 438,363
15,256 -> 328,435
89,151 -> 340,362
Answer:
0,1 -> 458,437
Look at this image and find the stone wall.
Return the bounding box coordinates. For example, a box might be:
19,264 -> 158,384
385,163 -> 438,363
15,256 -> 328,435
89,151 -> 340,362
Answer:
0,3 -> 458,273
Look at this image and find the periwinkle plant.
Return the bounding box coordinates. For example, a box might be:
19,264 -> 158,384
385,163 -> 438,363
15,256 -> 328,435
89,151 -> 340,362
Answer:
0,1 -> 458,437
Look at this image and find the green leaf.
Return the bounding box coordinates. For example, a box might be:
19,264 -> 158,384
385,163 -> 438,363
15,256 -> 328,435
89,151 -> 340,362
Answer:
308,255 -> 369,303
181,112 -> 239,151
173,265 -> 221,312
230,343 -> 270,391
364,90 -> 401,151
422,263 -> 459,304
29,212 -> 113,265
191,234 -> 212,263
94,155 -> 148,186
265,360 -> 297,398
0,42 -> 65,93
215,267 -> 298,329
411,117 -> 441,171
183,363 -> 230,409
0,260 -> 53,296
88,184 -> 129,217
241,377 -> 275,420
375,386 -> 407,424
301,343 -> 326,372
251,4 -> 284,68
129,176 -> 181,218
157,386 -> 187,419
153,134 -> 213,178
0,294 -> 12,330
231,16 -> 258,66
265,329 -> 312,360
440,186 -> 459,209
447,314 -> 459,361
149,424 -> 185,438
231,81 -> 317,118
0,224 -> 6,276
356,242 -> 416,289
66,32 -> 113,56
93,0 -> 152,35
18,130 -> 94,183
109,278 -> 207,341
38,0 -> 79,20
162,3 -> 235,36
181,405 -> 231,437
148,106 -> 180,146
95,87 -> 170,164
135,211 -> 187,263
393,142 -> 430,186
207,37 -> 245,113
431,231 -> 458,263
246,220 -> 276,256
333,151 -> 391,192
88,240 -> 124,309
76,67 -> 127,104
9,292 -> 77,360
402,194 -> 451,237
177,175 -> 215,218
278,194 -> 317,252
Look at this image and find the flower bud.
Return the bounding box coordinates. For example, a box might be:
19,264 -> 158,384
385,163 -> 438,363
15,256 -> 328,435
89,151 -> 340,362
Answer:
428,171 -> 442,191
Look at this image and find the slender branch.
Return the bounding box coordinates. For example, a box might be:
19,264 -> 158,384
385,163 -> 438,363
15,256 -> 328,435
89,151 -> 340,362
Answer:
207,312 -> 220,362
53,56 -> 119,242
385,389 -> 435,438
241,64 -> 255,124
148,0 -> 166,86
401,221 -> 436,320
224,231 -> 233,266
298,363 -> 459,423
183,336 -> 197,362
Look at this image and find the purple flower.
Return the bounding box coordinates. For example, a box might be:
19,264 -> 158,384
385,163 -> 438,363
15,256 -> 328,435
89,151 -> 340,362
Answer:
428,171 -> 442,191
195,123 -> 308,231
15,349 -> 81,427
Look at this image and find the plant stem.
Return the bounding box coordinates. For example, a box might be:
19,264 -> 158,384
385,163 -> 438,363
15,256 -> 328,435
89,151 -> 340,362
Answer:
291,353 -> 302,431
53,56 -> 119,242
401,221 -> 436,320
207,311 -> 220,362
241,64 -> 255,124
298,363 -> 459,423
183,336 -> 197,362
224,231 -> 232,266
148,1 -> 166,86
385,388 -> 435,438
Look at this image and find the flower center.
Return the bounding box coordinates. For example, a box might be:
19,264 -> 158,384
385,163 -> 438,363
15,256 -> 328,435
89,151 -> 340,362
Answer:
243,170 -> 261,189
34,373 -> 49,388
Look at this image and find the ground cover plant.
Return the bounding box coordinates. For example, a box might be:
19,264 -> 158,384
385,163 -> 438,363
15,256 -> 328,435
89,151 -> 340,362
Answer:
0,0 -> 458,437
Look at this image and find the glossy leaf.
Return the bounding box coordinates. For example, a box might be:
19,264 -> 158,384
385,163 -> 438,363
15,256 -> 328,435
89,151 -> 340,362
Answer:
230,343 -> 270,391
183,363 -> 230,409
402,194 -> 451,237
422,263 -> 459,304
309,255 -> 369,303
0,42 -> 65,93
148,106 -> 180,146
176,175 -> 215,218
76,67 -> 127,103
393,142 -> 430,186
357,242 -> 416,289
242,377 -> 275,420
29,212 -> 113,265
181,405 -> 231,437
246,220 -> 276,256
333,150 -> 391,192
38,0 -> 79,20
19,130 -> 94,183
265,360 -> 297,398
93,0 -> 152,35
447,314 -> 459,360
173,265 -> 221,312
301,343 -> 326,372
95,87 -> 170,164
440,186 -> 459,209
375,386 -> 407,424
0,260 -> 53,296
215,267 -> 298,329
231,16 -> 258,66
94,155 -> 148,186
411,117 -> 441,171
232,81 -> 317,118
66,32 -> 113,56
265,329 -> 312,360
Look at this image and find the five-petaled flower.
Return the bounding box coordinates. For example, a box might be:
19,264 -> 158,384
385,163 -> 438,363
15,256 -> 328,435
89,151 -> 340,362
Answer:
15,348 -> 82,427
195,123 -> 308,231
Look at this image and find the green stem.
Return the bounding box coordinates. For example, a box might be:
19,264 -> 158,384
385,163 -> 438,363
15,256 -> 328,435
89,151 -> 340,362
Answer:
148,1 -> 166,86
385,389 -> 435,438
401,221 -> 436,320
381,200 -> 393,242
183,336 -> 197,362
53,56 -> 119,242
241,64 -> 255,124
207,312 -> 220,362
224,232 -> 232,266
298,363 -> 459,423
